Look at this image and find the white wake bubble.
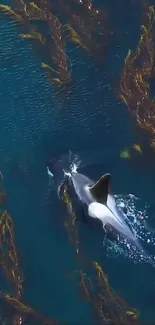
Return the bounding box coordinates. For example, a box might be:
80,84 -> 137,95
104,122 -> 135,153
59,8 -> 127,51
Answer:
106,194 -> 155,266
63,153 -> 81,178
63,170 -> 72,178
71,163 -> 78,173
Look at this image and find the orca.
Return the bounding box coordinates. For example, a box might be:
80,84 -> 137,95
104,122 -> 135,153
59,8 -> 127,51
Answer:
70,170 -> 145,252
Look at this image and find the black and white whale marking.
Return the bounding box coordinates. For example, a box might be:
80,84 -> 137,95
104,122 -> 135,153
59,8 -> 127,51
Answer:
70,170 -> 144,251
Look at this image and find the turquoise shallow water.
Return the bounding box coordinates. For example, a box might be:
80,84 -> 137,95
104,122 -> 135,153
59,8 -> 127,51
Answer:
1,0 -> 155,324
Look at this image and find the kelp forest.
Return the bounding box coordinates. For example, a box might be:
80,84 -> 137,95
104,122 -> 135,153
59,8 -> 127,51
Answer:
0,0 -> 155,324
0,0 -> 109,87
120,0 -> 155,157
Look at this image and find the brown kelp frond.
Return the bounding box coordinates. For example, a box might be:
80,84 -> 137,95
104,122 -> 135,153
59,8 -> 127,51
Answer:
77,259 -> 141,324
0,179 -> 59,325
25,1 -> 47,20
51,78 -> 66,86
0,291 -> 59,324
0,0 -> 109,88
19,31 -> 46,44
12,0 -> 31,19
142,0 -> 155,31
41,62 -> 60,75
63,24 -> 89,51
119,2 -> 155,136
45,13 -> 72,84
62,184 -> 79,253
41,63 -> 68,87
90,261 -> 140,324
2,293 -> 32,313
0,211 -> 23,299
57,0 -> 109,58
120,144 -> 143,160
133,144 -> 142,154
0,4 -> 23,21
29,1 -> 42,11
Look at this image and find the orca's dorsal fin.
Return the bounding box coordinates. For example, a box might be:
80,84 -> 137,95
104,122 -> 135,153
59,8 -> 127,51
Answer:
89,173 -> 111,204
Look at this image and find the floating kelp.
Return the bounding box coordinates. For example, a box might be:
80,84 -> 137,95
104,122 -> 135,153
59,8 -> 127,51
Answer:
0,291 -> 59,325
55,0 -> 109,58
120,144 -> 143,159
60,183 -> 141,325
0,211 -> 23,299
120,1 -> 155,136
61,184 -> 79,253
120,149 -> 131,159
0,2 -> 47,51
25,2 -> 47,21
0,209 -> 60,324
41,62 -> 60,75
63,24 -> 89,52
77,263 -> 140,325
44,11 -> 71,85
19,31 -> 46,44
13,0 -> 31,19
0,4 -> 23,21
0,0 -> 71,87
0,0 -> 109,89
24,2 -> 71,85
34,0 -> 53,15
0,174 -> 60,325
133,144 -> 143,154
41,62 -> 64,87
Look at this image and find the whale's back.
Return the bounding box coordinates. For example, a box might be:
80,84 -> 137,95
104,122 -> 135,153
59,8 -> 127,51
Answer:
71,172 -> 146,255
71,172 -> 94,204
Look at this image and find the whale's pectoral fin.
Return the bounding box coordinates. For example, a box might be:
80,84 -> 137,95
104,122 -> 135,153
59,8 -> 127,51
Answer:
89,173 -> 111,204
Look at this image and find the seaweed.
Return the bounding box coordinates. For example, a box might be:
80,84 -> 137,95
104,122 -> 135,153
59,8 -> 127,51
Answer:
0,0 -> 109,89
55,0 -> 109,59
0,176 -> 59,325
120,1 -> 155,136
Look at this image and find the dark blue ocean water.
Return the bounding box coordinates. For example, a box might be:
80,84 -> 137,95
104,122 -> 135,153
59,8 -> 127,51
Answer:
1,0 -> 155,324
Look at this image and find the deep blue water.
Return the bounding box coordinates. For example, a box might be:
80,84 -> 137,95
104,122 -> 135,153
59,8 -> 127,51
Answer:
1,0 -> 155,324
